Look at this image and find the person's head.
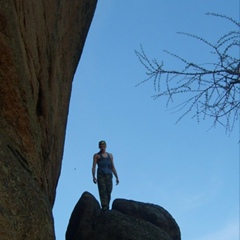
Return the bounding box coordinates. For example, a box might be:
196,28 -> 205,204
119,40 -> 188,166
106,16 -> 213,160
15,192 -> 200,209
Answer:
98,140 -> 107,151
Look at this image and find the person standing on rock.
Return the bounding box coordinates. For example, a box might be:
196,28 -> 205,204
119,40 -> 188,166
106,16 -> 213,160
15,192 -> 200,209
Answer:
92,140 -> 119,211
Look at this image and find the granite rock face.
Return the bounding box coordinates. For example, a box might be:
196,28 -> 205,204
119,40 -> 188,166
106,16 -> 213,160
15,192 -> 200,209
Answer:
0,1 -> 97,239
66,192 -> 181,240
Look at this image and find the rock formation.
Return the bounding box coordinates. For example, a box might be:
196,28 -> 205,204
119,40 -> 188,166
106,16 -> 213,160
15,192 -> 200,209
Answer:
0,1 -> 97,239
66,192 -> 181,240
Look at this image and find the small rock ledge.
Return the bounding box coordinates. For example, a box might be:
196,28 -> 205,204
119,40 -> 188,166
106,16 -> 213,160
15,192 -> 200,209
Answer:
66,192 -> 181,240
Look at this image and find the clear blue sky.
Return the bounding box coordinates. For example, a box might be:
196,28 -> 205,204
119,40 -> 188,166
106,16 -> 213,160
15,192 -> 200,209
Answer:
53,1 -> 240,240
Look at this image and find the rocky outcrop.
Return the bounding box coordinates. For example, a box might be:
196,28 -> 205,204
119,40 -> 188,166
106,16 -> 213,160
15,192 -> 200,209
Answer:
0,1 -> 97,239
66,192 -> 181,240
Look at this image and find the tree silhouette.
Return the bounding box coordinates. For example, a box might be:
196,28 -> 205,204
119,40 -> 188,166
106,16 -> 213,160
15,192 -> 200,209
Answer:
135,13 -> 240,133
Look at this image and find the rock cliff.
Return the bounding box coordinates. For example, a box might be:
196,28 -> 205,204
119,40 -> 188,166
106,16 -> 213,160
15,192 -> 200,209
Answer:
66,192 -> 181,240
0,1 -> 97,239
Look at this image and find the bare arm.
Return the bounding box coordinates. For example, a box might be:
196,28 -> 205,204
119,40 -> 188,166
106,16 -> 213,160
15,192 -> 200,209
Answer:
110,153 -> 119,185
92,154 -> 98,184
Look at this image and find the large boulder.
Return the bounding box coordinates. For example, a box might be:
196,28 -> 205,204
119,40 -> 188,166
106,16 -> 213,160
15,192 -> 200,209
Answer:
0,1 -> 97,239
66,192 -> 181,240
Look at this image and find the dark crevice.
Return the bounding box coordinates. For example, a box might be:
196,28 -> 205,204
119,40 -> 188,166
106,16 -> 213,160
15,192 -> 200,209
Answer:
36,88 -> 43,116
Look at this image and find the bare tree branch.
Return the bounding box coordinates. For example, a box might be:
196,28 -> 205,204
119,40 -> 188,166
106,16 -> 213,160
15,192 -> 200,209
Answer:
135,13 -> 240,133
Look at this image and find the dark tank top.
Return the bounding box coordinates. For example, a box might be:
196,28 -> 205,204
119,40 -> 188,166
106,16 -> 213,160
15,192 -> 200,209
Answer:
97,153 -> 112,175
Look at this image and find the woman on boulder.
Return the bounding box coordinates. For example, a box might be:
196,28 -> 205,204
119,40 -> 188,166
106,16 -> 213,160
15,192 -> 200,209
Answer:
92,140 -> 119,211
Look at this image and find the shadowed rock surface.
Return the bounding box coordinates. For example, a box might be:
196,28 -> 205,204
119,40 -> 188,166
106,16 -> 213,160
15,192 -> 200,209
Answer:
0,1 -> 97,239
66,192 -> 181,240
